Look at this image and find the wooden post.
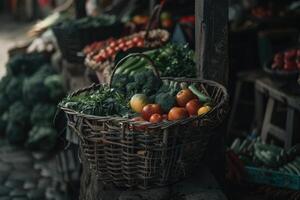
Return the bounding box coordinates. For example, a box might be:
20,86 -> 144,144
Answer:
195,0 -> 228,187
195,0 -> 228,85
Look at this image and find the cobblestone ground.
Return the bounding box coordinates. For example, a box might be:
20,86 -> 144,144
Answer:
0,140 -> 66,200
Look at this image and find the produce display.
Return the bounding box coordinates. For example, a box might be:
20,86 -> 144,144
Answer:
84,29 -> 169,69
114,43 -> 196,78
61,62 -> 212,125
271,48 -> 300,71
0,53 -> 65,151
230,137 -> 300,176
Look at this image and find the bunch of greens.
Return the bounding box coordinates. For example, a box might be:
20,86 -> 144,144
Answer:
151,43 -> 196,78
60,85 -> 129,116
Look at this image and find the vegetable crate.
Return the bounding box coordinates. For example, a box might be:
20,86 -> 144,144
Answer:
62,76 -> 228,189
246,166 -> 300,190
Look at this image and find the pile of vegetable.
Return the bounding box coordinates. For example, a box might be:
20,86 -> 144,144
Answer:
271,48 -> 300,71
85,29 -> 169,67
61,66 -> 212,125
0,53 -> 65,151
114,43 -> 196,78
230,137 -> 300,176
127,79 -> 212,124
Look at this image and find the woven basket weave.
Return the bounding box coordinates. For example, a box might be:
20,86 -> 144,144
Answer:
61,53 -> 229,189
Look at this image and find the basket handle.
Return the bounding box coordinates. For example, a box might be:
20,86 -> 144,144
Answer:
109,53 -> 161,88
145,2 -> 165,41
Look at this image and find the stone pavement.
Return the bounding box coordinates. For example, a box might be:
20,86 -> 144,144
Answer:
0,140 -> 66,200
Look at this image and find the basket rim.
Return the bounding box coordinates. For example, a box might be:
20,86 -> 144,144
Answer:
60,77 -> 229,129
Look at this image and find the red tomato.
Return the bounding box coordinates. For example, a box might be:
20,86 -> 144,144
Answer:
94,54 -> 105,62
186,99 -> 202,116
125,40 -> 134,47
130,117 -> 147,131
109,41 -> 117,48
117,38 -> 125,44
114,46 -> 120,52
131,116 -> 144,122
106,47 -> 115,57
176,89 -> 197,107
168,107 -> 189,121
132,36 -> 142,44
284,61 -> 297,71
118,43 -> 125,49
285,50 -> 297,60
136,41 -> 144,47
141,104 -> 162,121
149,114 -> 163,123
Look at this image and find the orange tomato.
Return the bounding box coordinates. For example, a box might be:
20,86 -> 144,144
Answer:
141,104 -> 162,121
149,114 -> 163,123
168,107 -> 189,121
176,89 -> 197,107
186,99 -> 202,116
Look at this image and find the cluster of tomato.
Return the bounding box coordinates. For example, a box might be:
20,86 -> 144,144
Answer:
83,40 -> 107,55
130,88 -> 212,126
92,35 -> 145,63
272,49 -> 300,71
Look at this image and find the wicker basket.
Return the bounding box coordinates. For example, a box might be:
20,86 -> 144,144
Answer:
52,19 -> 123,64
61,53 -> 229,189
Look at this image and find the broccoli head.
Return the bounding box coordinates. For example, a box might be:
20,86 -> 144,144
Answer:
44,75 -> 65,102
26,125 -> 57,151
8,101 -> 31,127
6,53 -> 49,76
0,94 -> 9,115
155,93 -> 176,113
23,73 -> 50,106
6,122 -> 28,145
5,77 -> 24,102
0,75 -> 12,91
0,112 -> 8,136
30,103 -> 57,126
133,70 -> 162,97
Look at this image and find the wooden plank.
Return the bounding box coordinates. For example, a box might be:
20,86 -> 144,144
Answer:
195,0 -> 228,85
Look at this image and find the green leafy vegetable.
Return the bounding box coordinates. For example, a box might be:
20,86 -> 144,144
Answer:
152,43 -> 196,77
60,85 -> 129,116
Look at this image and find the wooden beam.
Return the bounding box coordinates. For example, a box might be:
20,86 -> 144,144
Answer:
195,0 -> 228,85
